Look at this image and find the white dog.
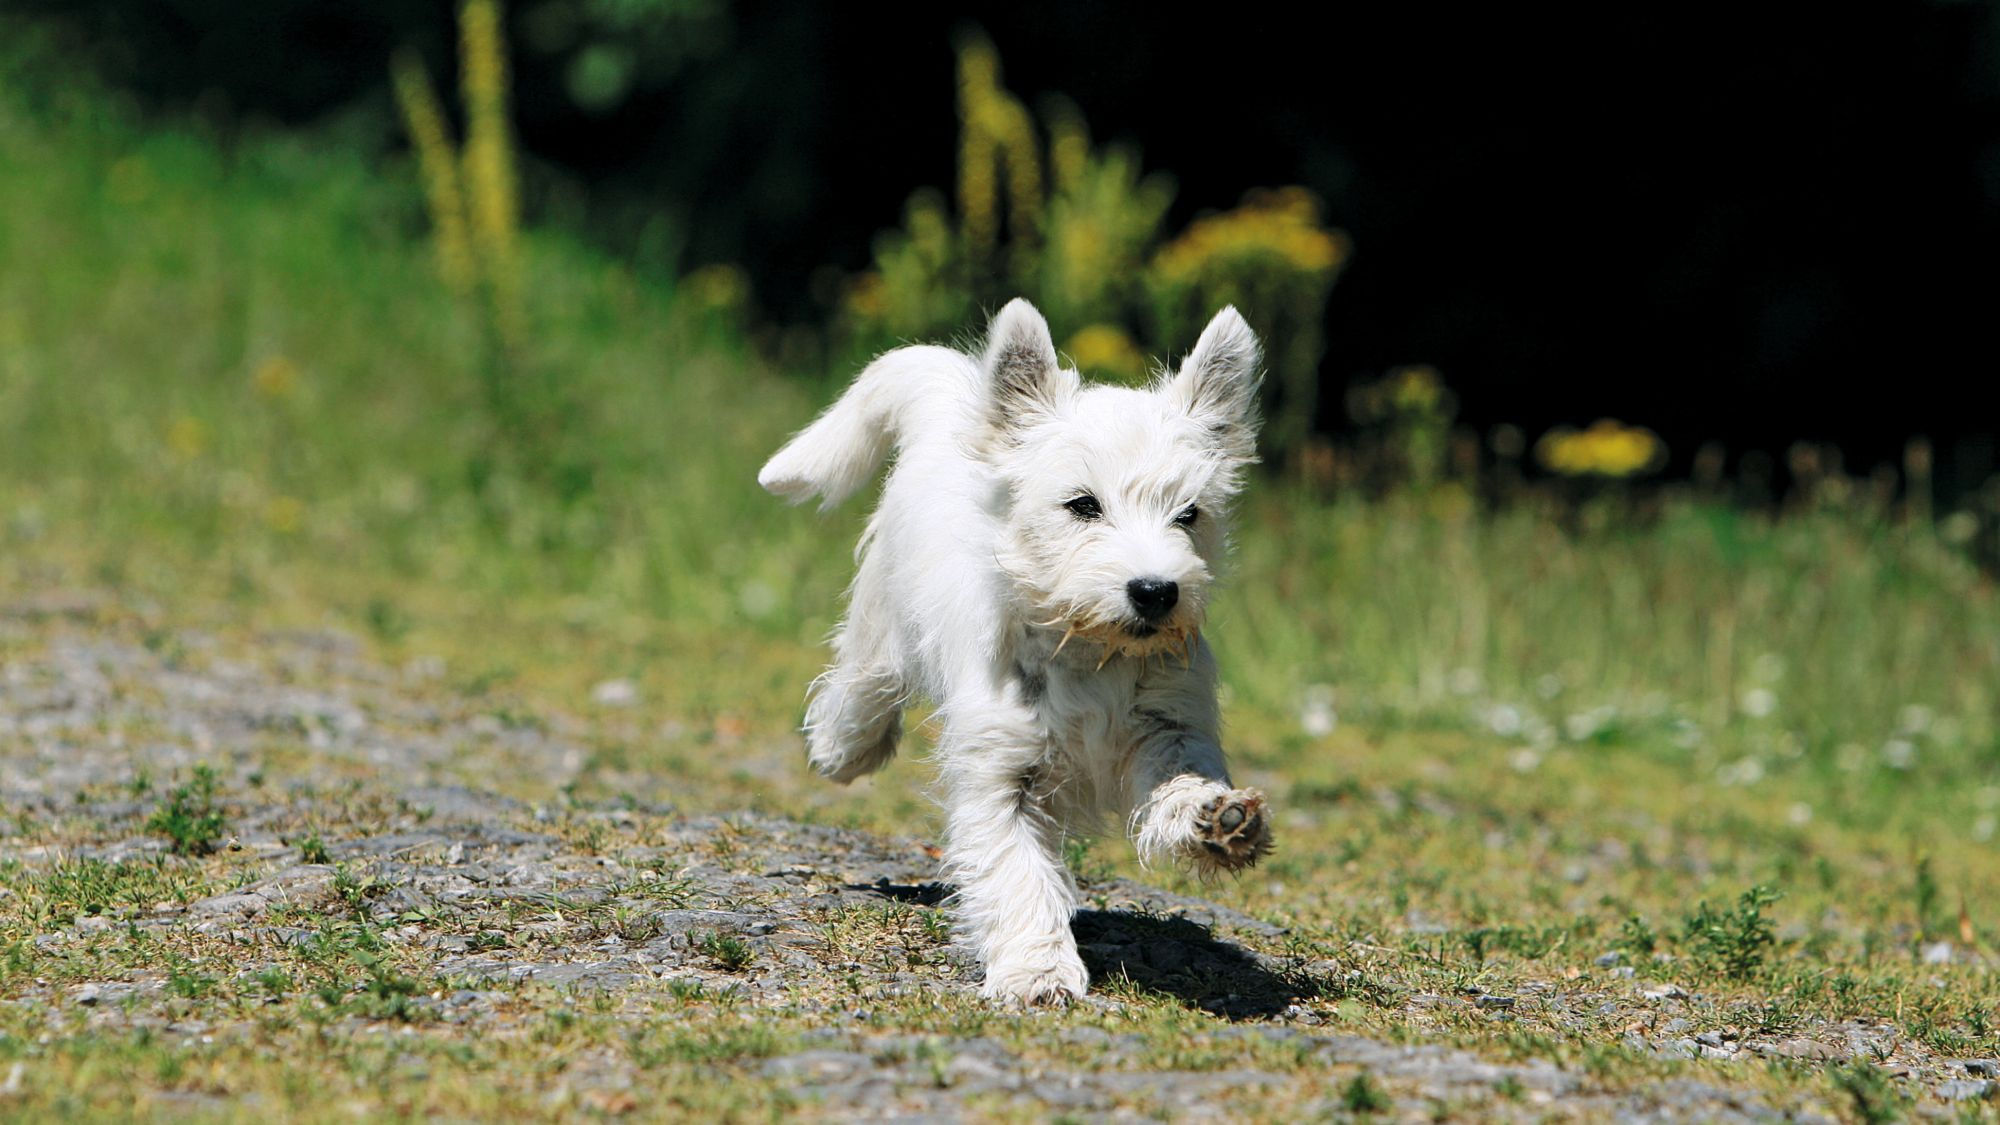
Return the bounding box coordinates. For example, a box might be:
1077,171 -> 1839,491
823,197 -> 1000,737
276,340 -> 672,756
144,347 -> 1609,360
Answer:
759,299 -> 1272,1003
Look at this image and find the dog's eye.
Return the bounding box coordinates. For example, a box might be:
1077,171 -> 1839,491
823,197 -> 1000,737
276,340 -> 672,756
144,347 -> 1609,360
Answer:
1063,494 -> 1103,521
1173,505 -> 1199,528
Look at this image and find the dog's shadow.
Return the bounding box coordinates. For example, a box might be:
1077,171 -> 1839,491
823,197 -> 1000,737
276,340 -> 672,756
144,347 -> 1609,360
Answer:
859,881 -> 1306,1020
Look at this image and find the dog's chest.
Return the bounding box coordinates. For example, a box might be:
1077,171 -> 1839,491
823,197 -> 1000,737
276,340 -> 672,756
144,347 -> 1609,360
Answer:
1020,660 -> 1144,766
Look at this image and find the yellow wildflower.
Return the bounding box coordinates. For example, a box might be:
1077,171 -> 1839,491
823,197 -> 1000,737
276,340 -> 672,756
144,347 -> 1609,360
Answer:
1387,365 -> 1443,413
685,264 -> 748,312
1065,324 -> 1146,384
167,416 -> 207,460
1152,188 -> 1348,284
264,496 -> 305,534
253,356 -> 300,398
1535,419 -> 1665,477
955,35 -> 1041,255
390,50 -> 475,294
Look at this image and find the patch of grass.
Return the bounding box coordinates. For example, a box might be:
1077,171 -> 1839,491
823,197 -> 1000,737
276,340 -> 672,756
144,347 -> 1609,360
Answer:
297,830 -> 332,865
1681,885 -> 1781,981
694,929 -> 756,973
1829,1062 -> 1910,1125
1341,1072 -> 1392,1114
145,765 -> 227,857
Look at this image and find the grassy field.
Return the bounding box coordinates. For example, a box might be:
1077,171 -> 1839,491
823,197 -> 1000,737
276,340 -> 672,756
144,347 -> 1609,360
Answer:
2,40 -> 1998,1121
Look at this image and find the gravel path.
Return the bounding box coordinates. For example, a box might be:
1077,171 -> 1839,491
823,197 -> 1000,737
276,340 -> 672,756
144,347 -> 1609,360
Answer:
0,603 -> 1909,1120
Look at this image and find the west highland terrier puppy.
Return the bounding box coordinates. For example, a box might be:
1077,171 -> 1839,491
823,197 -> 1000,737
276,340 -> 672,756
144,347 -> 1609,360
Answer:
758,299 -> 1272,1003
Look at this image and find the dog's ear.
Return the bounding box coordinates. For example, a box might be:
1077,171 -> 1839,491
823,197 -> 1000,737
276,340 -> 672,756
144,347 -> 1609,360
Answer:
1168,306 -> 1262,459
982,298 -> 1071,431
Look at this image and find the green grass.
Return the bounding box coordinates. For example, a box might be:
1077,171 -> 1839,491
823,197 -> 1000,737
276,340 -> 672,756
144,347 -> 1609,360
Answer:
1,34 -> 1997,1121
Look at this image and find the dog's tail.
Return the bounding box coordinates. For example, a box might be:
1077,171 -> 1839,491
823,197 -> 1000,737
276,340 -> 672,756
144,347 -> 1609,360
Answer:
757,344 -> 978,509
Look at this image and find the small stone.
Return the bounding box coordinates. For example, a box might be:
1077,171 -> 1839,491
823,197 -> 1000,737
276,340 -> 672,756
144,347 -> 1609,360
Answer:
591,680 -> 637,707
1474,994 -> 1516,1010
1756,1039 -> 1842,1061
1641,983 -> 1688,1001
1922,941 -> 1954,965
1965,1060 -> 1999,1077
1594,951 -> 1624,968
1936,1079 -> 1995,1102
1694,1030 -> 1726,1048
73,984 -> 100,1006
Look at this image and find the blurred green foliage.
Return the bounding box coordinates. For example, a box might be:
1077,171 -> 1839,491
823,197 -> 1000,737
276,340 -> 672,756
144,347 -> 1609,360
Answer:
2,25 -> 1993,800
839,36 -> 1347,462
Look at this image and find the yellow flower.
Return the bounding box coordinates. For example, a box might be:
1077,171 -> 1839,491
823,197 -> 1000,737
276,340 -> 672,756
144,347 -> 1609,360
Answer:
1065,324 -> 1145,383
167,416 -> 208,460
1151,187 -> 1348,284
1387,366 -> 1443,413
253,356 -> 300,398
1535,419 -> 1665,477
685,264 -> 748,312
264,496 -> 305,534
844,272 -> 887,320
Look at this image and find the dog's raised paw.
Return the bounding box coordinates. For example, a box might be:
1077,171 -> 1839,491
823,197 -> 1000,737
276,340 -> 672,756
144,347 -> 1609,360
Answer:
1195,788 -> 1273,870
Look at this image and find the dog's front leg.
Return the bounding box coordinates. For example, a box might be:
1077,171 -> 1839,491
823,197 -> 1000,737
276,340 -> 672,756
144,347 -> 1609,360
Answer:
938,710 -> 1086,1004
1128,721 -> 1273,875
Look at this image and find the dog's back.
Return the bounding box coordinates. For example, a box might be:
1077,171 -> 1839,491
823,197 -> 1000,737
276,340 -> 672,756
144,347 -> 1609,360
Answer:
756,344 -> 985,511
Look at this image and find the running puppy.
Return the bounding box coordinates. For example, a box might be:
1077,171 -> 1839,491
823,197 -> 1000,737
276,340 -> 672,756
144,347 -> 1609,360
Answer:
759,299 -> 1272,1003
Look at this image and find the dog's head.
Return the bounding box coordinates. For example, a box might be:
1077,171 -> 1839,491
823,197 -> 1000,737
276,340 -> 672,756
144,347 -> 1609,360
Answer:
984,299 -> 1262,660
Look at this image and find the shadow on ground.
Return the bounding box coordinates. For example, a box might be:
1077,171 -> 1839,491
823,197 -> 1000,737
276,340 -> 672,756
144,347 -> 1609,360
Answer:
859,880 -> 1306,1019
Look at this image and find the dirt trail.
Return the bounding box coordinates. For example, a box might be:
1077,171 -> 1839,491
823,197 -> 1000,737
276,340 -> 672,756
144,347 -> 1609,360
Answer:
0,603 -> 1828,1121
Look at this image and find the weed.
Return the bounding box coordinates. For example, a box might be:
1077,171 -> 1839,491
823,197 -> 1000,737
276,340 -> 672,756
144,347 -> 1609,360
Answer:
1828,1062 -> 1908,1125
165,959 -> 217,1000
695,929 -> 756,972
1340,1072 -> 1391,1115
1913,854 -> 1942,940
1681,885 -> 1781,981
1617,914 -> 1658,956
297,830 -> 332,865
332,864 -> 387,920
146,765 -> 228,856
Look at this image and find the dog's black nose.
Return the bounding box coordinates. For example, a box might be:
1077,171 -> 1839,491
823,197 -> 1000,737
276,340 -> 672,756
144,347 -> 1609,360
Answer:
1126,577 -> 1179,623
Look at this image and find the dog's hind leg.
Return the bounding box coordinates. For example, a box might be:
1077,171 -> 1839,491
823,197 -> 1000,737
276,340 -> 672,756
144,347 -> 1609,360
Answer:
803,613 -> 905,784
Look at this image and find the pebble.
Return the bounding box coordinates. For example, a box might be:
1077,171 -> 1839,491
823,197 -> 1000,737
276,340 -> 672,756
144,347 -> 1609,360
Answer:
1965,1060 -> 1999,1077
1936,1079 -> 1995,1102
591,679 -> 637,707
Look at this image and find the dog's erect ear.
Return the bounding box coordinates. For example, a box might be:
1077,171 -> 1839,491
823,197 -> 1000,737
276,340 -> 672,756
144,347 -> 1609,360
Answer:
1168,306 -> 1262,458
982,298 -> 1070,430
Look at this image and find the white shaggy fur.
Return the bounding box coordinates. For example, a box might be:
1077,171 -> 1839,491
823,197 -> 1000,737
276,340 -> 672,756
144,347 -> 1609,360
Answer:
759,299 -> 1274,1004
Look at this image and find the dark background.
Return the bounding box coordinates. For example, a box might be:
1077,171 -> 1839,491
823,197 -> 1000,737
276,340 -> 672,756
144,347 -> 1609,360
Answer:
24,0 -> 2000,491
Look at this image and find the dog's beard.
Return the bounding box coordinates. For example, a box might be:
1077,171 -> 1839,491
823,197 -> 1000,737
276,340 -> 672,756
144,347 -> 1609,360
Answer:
1035,606 -> 1200,667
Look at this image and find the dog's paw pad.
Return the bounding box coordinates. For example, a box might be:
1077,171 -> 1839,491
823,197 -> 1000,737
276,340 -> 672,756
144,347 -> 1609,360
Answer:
1195,788 -> 1272,870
